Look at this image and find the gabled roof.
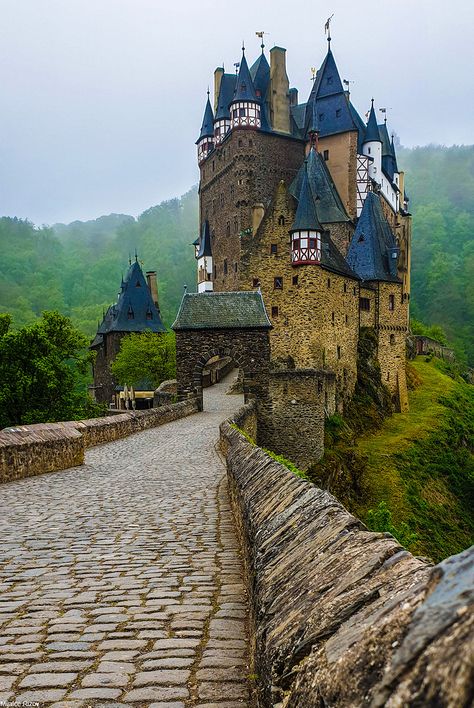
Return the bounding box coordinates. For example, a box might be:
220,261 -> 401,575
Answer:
291,160 -> 324,232
196,95 -> 214,143
95,260 -> 166,337
289,147 -> 350,223
232,51 -> 257,103
215,74 -> 237,120
347,192 -> 401,283
196,220 -> 212,259
308,49 -> 344,100
172,291 -> 272,331
365,102 -> 382,143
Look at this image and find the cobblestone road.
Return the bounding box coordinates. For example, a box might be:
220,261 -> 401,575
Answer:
0,378 -> 252,707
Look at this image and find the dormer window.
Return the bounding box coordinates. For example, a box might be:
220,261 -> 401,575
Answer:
146,309 -> 153,321
127,306 -> 134,320
135,280 -> 141,287
336,109 -> 341,118
327,76 -> 333,85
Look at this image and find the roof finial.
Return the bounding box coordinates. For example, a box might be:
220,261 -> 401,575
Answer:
324,14 -> 334,46
242,40 -> 245,54
256,31 -> 266,53
183,284 -> 188,293
207,86 -> 210,98
371,97 -> 374,108
128,253 -> 132,265
134,249 -> 138,262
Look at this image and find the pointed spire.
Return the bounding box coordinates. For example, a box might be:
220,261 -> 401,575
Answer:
232,48 -> 257,103
291,160 -> 324,233
365,100 -> 382,143
196,220 -> 212,259
197,93 -> 215,142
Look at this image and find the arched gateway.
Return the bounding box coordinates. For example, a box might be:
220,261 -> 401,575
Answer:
172,291 -> 272,411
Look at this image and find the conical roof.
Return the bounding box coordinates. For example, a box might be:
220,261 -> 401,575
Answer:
95,259 -> 166,335
196,95 -> 214,143
215,74 -> 236,120
291,161 -> 324,232
289,148 -> 350,223
365,102 -> 382,143
232,50 -> 257,103
196,220 -> 212,258
347,192 -> 400,282
250,52 -> 270,99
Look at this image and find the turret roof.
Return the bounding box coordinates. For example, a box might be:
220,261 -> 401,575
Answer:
196,220 -> 212,259
347,192 -> 401,282
250,52 -> 270,98
365,102 -> 382,143
289,147 -> 350,224
215,74 -> 237,120
196,95 -> 214,143
232,50 -> 257,103
291,160 -> 324,232
94,259 -> 166,338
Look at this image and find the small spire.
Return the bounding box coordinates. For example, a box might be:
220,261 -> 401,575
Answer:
256,31 -> 266,53
183,284 -> 188,293
207,86 -> 210,98
242,41 -> 245,53
134,249 -> 138,262
324,14 -> 334,47
128,253 -> 132,265
371,97 -> 374,107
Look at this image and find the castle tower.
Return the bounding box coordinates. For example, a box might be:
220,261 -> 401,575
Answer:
90,258 -> 166,405
290,160 -> 323,265
229,47 -> 261,130
195,220 -> 213,293
196,93 -> 215,164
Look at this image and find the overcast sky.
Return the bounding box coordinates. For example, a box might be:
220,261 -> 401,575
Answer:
0,0 -> 472,225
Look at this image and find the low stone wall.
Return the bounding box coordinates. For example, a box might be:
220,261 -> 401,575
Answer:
220,420 -> 474,707
1,399 -> 198,484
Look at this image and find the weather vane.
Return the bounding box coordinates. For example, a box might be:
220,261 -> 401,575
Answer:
324,14 -> 334,44
255,31 -> 268,52
311,67 -> 317,82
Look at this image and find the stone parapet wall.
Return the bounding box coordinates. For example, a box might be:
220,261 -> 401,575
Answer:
0,399 -> 198,484
220,420 -> 474,707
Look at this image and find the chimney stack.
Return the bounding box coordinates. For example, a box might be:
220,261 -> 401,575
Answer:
270,47 -> 290,134
146,271 -> 159,309
214,67 -> 224,113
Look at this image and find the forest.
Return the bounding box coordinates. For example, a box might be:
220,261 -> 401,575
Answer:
0,144 -> 473,364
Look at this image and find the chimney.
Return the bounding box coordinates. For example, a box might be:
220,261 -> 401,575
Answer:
146,271 -> 159,309
289,87 -> 298,106
270,47 -> 290,134
214,67 -> 224,113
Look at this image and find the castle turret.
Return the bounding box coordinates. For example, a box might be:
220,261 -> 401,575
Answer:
363,100 -> 382,183
214,73 -> 236,145
290,160 -> 323,265
196,93 -> 215,164
229,47 -> 261,130
195,220 -> 213,293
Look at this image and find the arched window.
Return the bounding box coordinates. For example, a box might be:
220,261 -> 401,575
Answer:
278,215 -> 285,226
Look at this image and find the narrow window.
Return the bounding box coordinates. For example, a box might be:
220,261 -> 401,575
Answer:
271,306 -> 279,318
212,199 -> 216,213
360,297 -> 371,311
390,333 -> 395,344
230,184 -> 235,200
317,380 -> 323,394
234,262 -> 238,273
226,221 -> 230,236
249,139 -> 253,147
389,294 -> 395,311
343,282 -> 347,293
323,150 -> 329,161
292,275 -> 298,286
368,147 -> 371,155
234,217 -> 238,233
336,108 -> 341,118
223,259 -> 228,275
238,138 -> 243,147
331,312 -> 335,324
387,372 -> 390,381
127,306 -> 134,320
146,310 -> 153,321
353,286 -> 357,295
252,277 -> 260,288
220,193 -> 224,206
337,345 -> 341,359
345,315 -> 349,324
213,264 -> 217,278
278,215 -> 285,226
274,277 -> 283,290
327,278 -> 331,288
212,160 -> 215,172
270,244 -> 278,255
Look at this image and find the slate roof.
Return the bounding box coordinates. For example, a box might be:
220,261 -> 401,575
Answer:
215,74 -> 237,120
196,220 -> 212,258
365,103 -> 382,143
379,122 -> 399,183
289,147 -> 350,223
92,260 -> 166,341
349,101 -> 366,152
291,160 -> 324,232
196,96 -> 214,143
232,51 -> 257,103
347,192 -> 401,283
250,52 -> 271,130
172,291 -> 272,331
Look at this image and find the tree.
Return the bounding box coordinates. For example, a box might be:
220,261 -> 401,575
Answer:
0,311 -> 104,428
111,331 -> 176,388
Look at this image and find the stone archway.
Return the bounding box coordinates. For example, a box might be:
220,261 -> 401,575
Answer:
172,292 -> 272,412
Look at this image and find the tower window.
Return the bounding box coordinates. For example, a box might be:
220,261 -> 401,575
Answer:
213,264 -> 217,278
323,150 -> 329,161
337,345 -> 341,359
327,278 -> 331,288
278,215 -> 285,226
343,282 -> 347,293
292,275 -> 298,286
252,277 -> 260,288
390,333 -> 395,344
234,262 -> 238,273
274,277 -> 283,290
368,147 -> 371,155
336,109 -> 341,118
345,315 -> 349,324
331,312 -> 335,324
270,244 -> 278,255
353,286 -> 357,295
271,306 -> 279,318
389,294 -> 395,311
224,259 -> 228,275
238,138 -> 243,147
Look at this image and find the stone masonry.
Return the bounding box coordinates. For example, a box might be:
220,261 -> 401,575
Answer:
0,377 -> 253,706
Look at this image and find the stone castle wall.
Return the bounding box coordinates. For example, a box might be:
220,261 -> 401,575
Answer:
92,331 -> 124,405
376,281 -> 409,410
0,399 -> 198,484
220,415 -> 474,707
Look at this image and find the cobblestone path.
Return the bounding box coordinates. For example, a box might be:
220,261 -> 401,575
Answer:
0,378 -> 252,707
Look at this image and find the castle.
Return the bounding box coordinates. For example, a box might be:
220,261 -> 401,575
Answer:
193,34 -> 411,413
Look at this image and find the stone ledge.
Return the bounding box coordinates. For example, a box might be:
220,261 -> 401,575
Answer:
220,419 -> 474,707
1,399 -> 198,484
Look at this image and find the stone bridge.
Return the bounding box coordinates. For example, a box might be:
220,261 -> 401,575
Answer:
0,373 -> 472,707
